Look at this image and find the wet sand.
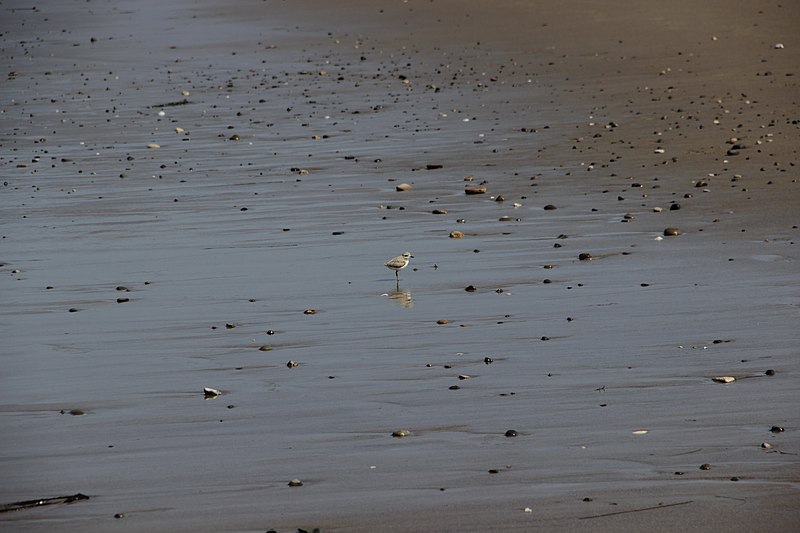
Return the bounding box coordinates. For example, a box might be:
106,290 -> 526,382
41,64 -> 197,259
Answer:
1,0 -> 799,531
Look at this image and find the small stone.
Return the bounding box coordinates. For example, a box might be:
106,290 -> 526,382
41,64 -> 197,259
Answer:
663,227 -> 682,236
504,430 -> 518,437
225,323 -> 235,329
699,463 -> 711,470
68,308 -> 79,313
392,429 -> 412,437
396,183 -> 413,191
286,360 -> 299,368
653,206 -> 663,212
761,442 -> 773,449
62,409 -> 85,416
495,195 -> 505,202
115,286 -> 129,291
465,186 -> 487,195
449,230 -> 465,239
449,385 -> 460,390
465,285 -> 476,292
765,369 -> 775,376
116,297 -> 129,303
578,252 -> 593,261
288,479 -> 303,487
543,204 -> 557,210
258,345 -> 273,351
303,309 -> 317,315
484,357 -> 494,364
498,215 -> 512,221
203,387 -> 222,398
146,143 -> 160,149
426,163 -> 443,170
770,426 -> 784,433
488,469 -> 499,474
712,376 -> 735,384
114,513 -> 124,519
229,134 -> 240,141
458,374 -> 470,380
670,203 -> 681,210
432,209 -> 447,215
436,319 -> 449,324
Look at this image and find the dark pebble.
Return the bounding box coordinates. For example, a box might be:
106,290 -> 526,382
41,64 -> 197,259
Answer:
770,426 -> 784,433
114,513 -> 124,519
583,497 -> 593,502
115,286 -> 129,291
663,227 -> 681,236
670,203 -> 681,211
68,308 -> 79,312
484,357 -> 494,364
543,204 -> 557,210
449,385 -> 460,390
543,278 -> 552,284
504,430 -> 518,437
465,285 -> 476,292
578,252 -> 593,261
116,297 -> 129,303
765,369 -> 775,376
699,463 -> 711,470
730,477 -> 740,482
266,330 -> 276,335
488,469 -> 499,474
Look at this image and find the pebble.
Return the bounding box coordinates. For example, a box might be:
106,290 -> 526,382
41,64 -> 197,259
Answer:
303,309 -> 317,315
761,442 -> 773,449
712,376 -> 735,384
465,285 -> 476,292
578,252 -> 593,261
432,209 -> 447,215
632,429 -> 649,435
203,387 -> 221,398
114,513 -> 124,519
146,143 -> 160,149
258,345 -> 272,351
653,207 -> 663,212
504,430 -> 518,437
449,385 -> 461,390
770,426 -> 784,433
765,369 -> 775,376
396,183 -> 413,191
699,463 -> 711,470
458,374 -> 470,380
543,204 -> 557,210
663,227 -> 682,236
449,230 -> 465,239
288,479 -> 303,487
116,297 -> 129,303
484,357 -> 494,364
426,163 -> 443,170
498,215 -> 512,222
670,203 -> 681,211
229,134 -> 240,141
465,186 -> 487,195
286,360 -> 299,368
392,429 -> 412,437
61,409 -> 85,416
436,319 -> 449,324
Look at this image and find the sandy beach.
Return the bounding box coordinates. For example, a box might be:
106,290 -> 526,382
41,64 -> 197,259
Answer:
1,0 -> 798,531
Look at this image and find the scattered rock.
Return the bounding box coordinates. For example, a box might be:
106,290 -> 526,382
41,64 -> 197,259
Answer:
146,143 -> 160,149
504,430 -> 518,437
449,230 -> 465,239
203,387 -> 222,398
712,376 -> 735,384
699,463 -> 711,470
396,183 -> 413,191
543,204 -> 557,210
288,479 -> 303,487
432,209 -> 447,214
465,285 -> 476,292
258,345 -> 273,351
770,426 -> 784,433
392,429 -> 412,437
303,309 -> 317,315
663,227 -> 682,236
578,252 -> 593,261
286,360 -> 299,368
436,319 -> 449,324
465,186 -> 487,195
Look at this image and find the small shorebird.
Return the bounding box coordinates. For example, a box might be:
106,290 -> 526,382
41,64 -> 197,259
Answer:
385,252 -> 413,280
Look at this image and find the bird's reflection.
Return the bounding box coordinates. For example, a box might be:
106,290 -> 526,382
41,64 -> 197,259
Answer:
385,287 -> 413,308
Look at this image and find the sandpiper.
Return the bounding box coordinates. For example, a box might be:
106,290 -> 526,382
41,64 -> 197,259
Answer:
385,252 -> 413,280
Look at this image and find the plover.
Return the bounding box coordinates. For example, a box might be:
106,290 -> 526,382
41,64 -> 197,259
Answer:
385,252 -> 413,280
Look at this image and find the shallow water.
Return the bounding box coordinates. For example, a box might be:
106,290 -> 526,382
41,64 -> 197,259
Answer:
2,0 -> 799,531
